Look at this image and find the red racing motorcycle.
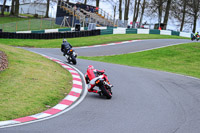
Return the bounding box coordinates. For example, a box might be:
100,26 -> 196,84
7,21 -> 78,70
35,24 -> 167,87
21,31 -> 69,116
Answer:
86,71 -> 113,99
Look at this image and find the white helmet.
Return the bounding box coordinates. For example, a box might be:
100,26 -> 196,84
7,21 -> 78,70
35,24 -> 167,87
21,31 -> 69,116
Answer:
63,39 -> 67,43
87,65 -> 94,70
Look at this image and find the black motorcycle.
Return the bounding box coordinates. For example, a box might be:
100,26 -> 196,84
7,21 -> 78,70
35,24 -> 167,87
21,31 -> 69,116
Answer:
191,34 -> 199,41
65,48 -> 77,65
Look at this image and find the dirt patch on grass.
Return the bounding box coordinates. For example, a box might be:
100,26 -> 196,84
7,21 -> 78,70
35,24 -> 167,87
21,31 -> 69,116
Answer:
0,50 -> 8,71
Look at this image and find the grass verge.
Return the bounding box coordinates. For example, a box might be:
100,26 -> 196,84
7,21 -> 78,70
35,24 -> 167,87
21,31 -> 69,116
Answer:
0,15 -> 60,32
0,44 -> 72,121
0,16 -> 29,24
0,34 -> 189,48
79,42 -> 200,79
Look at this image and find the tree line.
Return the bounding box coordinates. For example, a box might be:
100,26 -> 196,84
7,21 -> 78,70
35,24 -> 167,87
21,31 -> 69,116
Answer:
108,0 -> 199,32
1,0 -> 199,32
1,0 -> 53,18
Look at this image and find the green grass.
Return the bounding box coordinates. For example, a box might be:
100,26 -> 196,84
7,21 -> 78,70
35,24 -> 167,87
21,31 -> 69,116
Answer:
79,42 -> 200,79
0,44 -> 72,121
0,34 -> 189,48
0,16 -> 29,24
0,16 -> 60,32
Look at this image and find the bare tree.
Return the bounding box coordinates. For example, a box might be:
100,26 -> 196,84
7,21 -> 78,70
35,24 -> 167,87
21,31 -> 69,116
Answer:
124,0 -> 131,20
158,0 -> 163,25
10,0 -> 15,16
119,0 -> 122,20
163,0 -> 172,29
190,0 -> 200,33
14,0 -> 19,16
139,0 -> 146,27
96,0 -> 100,7
132,0 -> 141,28
45,0 -> 50,18
1,0 -> 7,16
132,0 -> 137,28
84,0 -> 87,4
107,0 -> 117,20
180,0 -> 188,31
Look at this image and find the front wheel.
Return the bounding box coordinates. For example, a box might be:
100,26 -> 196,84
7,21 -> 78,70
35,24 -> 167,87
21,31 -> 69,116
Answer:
71,55 -> 77,65
100,85 -> 112,99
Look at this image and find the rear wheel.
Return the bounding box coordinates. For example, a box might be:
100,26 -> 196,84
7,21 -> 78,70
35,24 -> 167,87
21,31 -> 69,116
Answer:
71,55 -> 77,65
100,85 -> 112,99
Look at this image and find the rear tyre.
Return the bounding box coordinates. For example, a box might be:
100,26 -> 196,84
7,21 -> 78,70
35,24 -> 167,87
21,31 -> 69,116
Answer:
71,55 -> 77,65
100,85 -> 112,99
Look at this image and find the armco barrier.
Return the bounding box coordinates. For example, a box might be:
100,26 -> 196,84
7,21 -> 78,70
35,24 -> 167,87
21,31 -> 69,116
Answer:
172,31 -> 180,36
100,29 -> 113,35
58,28 -> 71,32
31,30 -> 45,33
126,29 -> 137,34
149,29 -> 160,34
0,30 -> 100,39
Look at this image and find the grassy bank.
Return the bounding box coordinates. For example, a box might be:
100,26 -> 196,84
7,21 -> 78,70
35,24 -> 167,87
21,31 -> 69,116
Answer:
79,42 -> 200,79
0,15 -> 60,32
0,44 -> 72,121
0,34 -> 189,48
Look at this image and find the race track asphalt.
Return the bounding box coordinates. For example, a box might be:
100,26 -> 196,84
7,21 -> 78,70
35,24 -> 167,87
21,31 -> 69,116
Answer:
1,39 -> 200,133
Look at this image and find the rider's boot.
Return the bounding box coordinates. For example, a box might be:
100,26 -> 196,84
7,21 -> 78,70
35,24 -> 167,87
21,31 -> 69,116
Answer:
98,91 -> 102,96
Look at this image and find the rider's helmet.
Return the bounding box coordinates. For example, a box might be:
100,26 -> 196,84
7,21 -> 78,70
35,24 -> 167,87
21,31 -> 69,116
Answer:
87,65 -> 94,70
197,32 -> 199,34
63,39 -> 67,43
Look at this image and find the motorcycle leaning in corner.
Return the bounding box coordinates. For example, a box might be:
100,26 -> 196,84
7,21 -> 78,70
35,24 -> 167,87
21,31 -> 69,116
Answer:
61,39 -> 77,65
85,66 -> 113,99
64,48 -> 77,65
191,33 -> 200,41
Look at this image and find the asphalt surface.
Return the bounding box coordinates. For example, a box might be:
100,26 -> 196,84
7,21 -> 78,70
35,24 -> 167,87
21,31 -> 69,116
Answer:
1,39 -> 200,133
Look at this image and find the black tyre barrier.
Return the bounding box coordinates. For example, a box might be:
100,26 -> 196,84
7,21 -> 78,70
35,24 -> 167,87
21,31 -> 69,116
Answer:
0,30 -> 100,39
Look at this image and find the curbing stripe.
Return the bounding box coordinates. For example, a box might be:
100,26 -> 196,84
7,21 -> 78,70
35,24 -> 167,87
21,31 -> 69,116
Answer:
73,78 -> 82,81
0,55 -> 85,127
72,75 -> 81,78
53,104 -> 69,110
59,99 -> 73,105
65,95 -> 78,101
30,113 -> 51,119
73,80 -> 82,85
72,87 -> 82,93
14,117 -> 37,122
69,91 -> 81,97
73,84 -> 82,89
43,108 -> 62,115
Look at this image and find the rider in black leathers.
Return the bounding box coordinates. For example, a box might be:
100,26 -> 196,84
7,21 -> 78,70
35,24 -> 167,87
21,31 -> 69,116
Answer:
61,39 -> 73,56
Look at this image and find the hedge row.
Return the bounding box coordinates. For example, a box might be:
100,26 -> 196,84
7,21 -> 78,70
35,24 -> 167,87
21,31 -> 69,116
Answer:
0,30 -> 100,39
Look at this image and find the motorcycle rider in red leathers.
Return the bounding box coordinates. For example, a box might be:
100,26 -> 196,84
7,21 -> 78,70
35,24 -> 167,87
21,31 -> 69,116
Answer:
85,65 -> 113,95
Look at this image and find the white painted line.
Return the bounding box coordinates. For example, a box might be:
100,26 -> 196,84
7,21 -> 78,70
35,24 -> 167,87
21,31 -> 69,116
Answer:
0,120 -> 20,126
